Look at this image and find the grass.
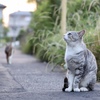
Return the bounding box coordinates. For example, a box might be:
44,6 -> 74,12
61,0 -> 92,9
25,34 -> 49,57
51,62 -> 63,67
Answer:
18,0 -> 100,81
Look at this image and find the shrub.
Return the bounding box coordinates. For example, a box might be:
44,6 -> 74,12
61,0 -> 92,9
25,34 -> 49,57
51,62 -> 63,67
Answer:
21,0 -> 100,80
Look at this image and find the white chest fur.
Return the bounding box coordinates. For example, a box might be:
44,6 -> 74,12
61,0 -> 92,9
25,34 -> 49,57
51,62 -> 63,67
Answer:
64,44 -> 85,62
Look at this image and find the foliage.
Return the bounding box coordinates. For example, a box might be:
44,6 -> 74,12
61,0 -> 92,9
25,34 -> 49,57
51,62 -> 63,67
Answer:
29,0 -> 59,31
21,39 -> 33,54
29,30 -> 65,67
16,29 -> 26,41
23,0 -> 100,79
3,27 -> 9,36
17,29 -> 33,54
27,0 -> 62,67
0,20 -> 9,43
67,0 -> 100,30
3,26 -> 9,43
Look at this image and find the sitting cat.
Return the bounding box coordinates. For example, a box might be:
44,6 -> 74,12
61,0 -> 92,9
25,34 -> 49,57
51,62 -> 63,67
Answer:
5,43 -> 13,64
63,30 -> 97,92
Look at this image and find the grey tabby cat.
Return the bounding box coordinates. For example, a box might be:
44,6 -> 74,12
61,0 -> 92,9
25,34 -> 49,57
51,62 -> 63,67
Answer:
63,30 -> 97,92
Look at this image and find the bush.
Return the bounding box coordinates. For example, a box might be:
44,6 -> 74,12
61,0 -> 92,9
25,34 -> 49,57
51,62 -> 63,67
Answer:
16,30 -> 26,41
21,0 -> 100,80
21,40 -> 33,54
17,29 -> 33,54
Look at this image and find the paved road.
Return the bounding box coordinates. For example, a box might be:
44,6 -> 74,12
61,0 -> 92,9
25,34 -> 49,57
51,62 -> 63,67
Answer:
0,47 -> 100,100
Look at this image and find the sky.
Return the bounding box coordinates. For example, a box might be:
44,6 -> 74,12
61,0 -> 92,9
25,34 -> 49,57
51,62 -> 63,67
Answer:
0,0 -> 36,26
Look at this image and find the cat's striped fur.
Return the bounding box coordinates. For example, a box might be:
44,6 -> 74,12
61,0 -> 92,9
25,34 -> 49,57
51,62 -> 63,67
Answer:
63,30 -> 97,92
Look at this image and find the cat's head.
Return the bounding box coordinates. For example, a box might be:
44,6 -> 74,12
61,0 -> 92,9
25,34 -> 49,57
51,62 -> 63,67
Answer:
63,30 -> 85,46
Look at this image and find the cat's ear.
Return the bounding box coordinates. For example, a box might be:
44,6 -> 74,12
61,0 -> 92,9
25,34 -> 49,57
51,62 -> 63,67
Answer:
78,30 -> 85,38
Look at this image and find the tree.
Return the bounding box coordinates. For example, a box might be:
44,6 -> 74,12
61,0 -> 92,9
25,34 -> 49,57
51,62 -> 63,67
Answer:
61,0 -> 67,34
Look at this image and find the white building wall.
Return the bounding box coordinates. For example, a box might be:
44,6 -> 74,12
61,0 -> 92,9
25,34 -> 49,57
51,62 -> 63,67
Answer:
8,12 -> 31,37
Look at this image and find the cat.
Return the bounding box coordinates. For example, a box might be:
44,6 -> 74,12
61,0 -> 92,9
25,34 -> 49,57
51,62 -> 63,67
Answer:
63,30 -> 97,92
5,43 -> 13,64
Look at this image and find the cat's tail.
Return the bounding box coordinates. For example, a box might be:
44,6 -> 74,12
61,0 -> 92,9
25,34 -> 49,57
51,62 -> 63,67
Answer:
62,77 -> 68,92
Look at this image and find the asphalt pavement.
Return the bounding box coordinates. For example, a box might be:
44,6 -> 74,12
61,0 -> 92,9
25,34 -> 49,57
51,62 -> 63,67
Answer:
0,47 -> 100,100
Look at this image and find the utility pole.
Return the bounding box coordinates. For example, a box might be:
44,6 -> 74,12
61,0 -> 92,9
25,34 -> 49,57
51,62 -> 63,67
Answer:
61,0 -> 67,34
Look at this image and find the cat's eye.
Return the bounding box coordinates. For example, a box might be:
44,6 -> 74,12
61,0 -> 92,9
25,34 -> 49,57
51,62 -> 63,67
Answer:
68,33 -> 71,35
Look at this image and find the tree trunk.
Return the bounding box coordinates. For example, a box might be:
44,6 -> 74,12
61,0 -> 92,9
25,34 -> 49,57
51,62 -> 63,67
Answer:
61,0 -> 67,34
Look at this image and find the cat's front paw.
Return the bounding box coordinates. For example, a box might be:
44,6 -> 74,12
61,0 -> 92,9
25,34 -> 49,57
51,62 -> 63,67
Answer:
65,88 -> 72,92
73,88 -> 80,92
80,87 -> 88,92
